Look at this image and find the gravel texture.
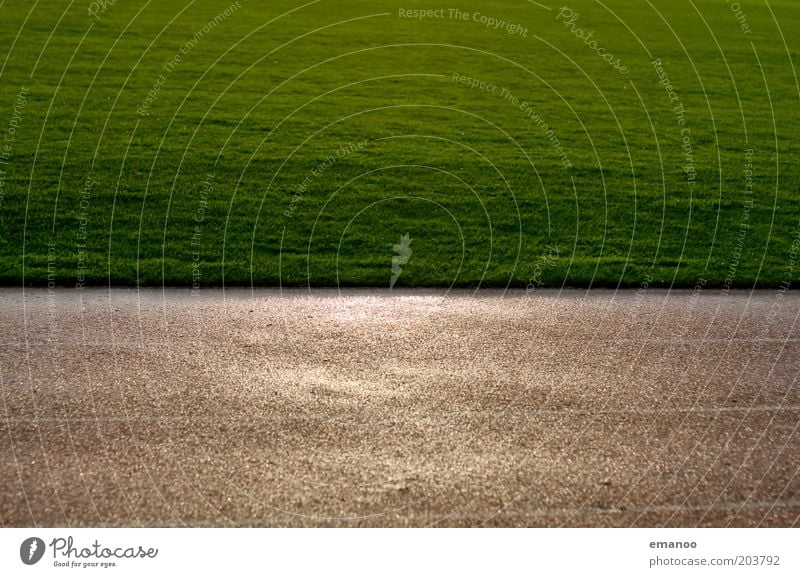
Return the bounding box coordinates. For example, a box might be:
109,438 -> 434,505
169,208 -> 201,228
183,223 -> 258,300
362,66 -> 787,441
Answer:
1,287 -> 798,527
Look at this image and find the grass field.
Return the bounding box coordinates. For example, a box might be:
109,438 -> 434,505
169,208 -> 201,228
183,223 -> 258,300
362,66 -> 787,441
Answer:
0,0 -> 799,288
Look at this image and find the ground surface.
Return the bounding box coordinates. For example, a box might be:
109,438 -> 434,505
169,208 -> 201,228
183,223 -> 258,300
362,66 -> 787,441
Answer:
1,0 -> 799,287
1,287 -> 798,527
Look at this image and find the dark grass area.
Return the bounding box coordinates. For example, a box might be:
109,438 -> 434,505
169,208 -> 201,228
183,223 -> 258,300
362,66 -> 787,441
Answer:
0,0 -> 798,288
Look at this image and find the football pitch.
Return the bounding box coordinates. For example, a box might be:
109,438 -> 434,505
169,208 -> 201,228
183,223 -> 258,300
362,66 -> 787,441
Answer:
1,0 -> 799,288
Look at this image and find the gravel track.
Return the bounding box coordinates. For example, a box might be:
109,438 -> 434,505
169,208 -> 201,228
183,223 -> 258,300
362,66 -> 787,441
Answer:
1,288 -> 798,527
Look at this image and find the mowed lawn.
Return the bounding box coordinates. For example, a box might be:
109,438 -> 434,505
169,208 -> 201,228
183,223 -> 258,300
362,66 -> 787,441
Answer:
0,0 -> 798,288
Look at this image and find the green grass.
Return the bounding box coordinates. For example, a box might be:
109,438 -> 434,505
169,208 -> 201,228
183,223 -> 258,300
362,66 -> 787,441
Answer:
1,0 -> 799,288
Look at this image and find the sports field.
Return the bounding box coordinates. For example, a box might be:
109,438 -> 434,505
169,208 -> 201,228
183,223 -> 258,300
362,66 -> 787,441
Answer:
1,0 -> 799,288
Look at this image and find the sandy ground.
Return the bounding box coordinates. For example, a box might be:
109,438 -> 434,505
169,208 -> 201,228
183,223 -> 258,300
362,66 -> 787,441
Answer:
0,287 -> 798,527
